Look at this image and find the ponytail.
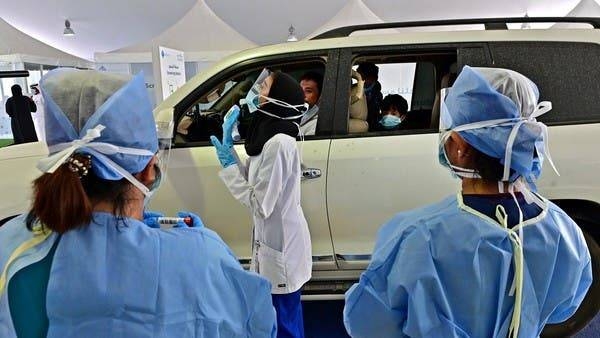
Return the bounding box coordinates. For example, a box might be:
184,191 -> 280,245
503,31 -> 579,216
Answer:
27,154 -> 93,233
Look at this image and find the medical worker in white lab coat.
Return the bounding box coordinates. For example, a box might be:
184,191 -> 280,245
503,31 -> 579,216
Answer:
211,69 -> 312,338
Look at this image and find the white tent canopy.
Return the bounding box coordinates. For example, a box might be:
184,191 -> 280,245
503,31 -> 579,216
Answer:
204,0 -> 347,46
0,0 -> 596,63
308,0 -> 383,39
554,0 -> 600,28
0,0 -> 197,60
364,0 -> 583,22
564,0 -> 600,16
0,18 -> 90,68
105,0 -> 256,63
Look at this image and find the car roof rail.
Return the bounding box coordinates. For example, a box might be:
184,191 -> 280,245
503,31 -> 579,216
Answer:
311,17 -> 600,40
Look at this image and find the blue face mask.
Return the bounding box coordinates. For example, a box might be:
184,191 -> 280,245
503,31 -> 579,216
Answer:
244,69 -> 272,113
379,115 -> 402,129
438,131 -> 481,179
438,142 -> 455,175
245,85 -> 261,113
144,164 -> 162,207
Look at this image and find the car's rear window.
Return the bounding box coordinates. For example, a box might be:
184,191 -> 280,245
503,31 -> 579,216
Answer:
488,41 -> 600,125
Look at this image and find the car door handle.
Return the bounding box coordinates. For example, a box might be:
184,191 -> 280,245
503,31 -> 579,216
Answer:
302,168 -> 322,180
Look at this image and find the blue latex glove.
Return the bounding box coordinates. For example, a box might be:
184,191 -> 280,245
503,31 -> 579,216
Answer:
143,210 -> 164,228
175,211 -> 204,228
210,135 -> 236,168
222,105 -> 240,148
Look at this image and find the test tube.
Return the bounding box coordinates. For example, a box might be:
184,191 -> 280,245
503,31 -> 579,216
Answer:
157,217 -> 192,226
232,121 -> 241,141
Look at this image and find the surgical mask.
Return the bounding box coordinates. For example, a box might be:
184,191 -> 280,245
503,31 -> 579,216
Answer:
379,115 -> 402,129
438,131 -> 481,179
439,87 -> 558,183
245,68 -> 271,113
246,88 -> 261,113
144,164 -> 162,206
438,141 -> 455,178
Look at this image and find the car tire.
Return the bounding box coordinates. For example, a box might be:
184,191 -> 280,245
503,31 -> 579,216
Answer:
541,227 -> 600,337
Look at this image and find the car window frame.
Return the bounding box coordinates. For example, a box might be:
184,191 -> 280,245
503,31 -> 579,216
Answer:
330,43 -> 489,139
172,50 -> 340,148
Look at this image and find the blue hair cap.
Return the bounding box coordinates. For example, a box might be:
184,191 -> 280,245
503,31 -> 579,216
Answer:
40,69 -> 158,180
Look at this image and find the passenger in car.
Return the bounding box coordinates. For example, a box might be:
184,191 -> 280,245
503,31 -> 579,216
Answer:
348,70 -> 369,133
356,62 -> 383,131
0,70 -> 276,338
211,70 -> 312,338
299,71 -> 323,136
344,66 -> 591,338
376,94 -> 408,131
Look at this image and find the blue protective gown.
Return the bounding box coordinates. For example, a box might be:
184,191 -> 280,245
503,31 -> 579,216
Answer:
0,213 -> 276,338
344,195 -> 592,338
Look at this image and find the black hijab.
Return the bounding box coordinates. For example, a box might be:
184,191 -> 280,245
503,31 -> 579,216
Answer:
11,84 -> 23,97
244,71 -> 305,156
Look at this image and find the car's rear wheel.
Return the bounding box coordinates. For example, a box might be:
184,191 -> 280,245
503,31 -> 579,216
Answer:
541,225 -> 600,337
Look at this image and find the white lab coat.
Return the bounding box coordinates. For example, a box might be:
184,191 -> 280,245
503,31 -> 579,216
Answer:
219,133 -> 312,294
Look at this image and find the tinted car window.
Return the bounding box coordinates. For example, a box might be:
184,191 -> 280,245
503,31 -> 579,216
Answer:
488,41 -> 600,124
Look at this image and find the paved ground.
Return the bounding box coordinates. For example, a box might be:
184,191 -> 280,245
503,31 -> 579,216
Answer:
303,300 -> 599,338
576,314 -> 600,338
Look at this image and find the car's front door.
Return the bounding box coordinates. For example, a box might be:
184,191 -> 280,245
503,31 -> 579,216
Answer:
151,53 -> 337,271
325,45 -> 489,271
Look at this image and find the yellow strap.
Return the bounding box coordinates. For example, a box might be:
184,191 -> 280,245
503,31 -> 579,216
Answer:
459,193 -> 526,338
0,225 -> 52,295
495,202 -> 524,338
495,205 -> 509,229
507,231 -> 524,338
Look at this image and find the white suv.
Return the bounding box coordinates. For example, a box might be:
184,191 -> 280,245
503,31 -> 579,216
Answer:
1,17 -> 599,336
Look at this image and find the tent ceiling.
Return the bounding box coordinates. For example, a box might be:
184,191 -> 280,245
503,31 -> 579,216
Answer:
364,0 -> 582,21
0,0 -> 596,60
0,17 -> 91,67
204,0 -> 347,45
116,0 -> 257,54
307,0 -> 383,39
563,0 -> 600,17
0,0 -> 196,60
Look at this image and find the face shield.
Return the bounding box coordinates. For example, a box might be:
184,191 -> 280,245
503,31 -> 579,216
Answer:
154,108 -> 174,183
244,68 -> 272,113
439,88 -> 452,133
